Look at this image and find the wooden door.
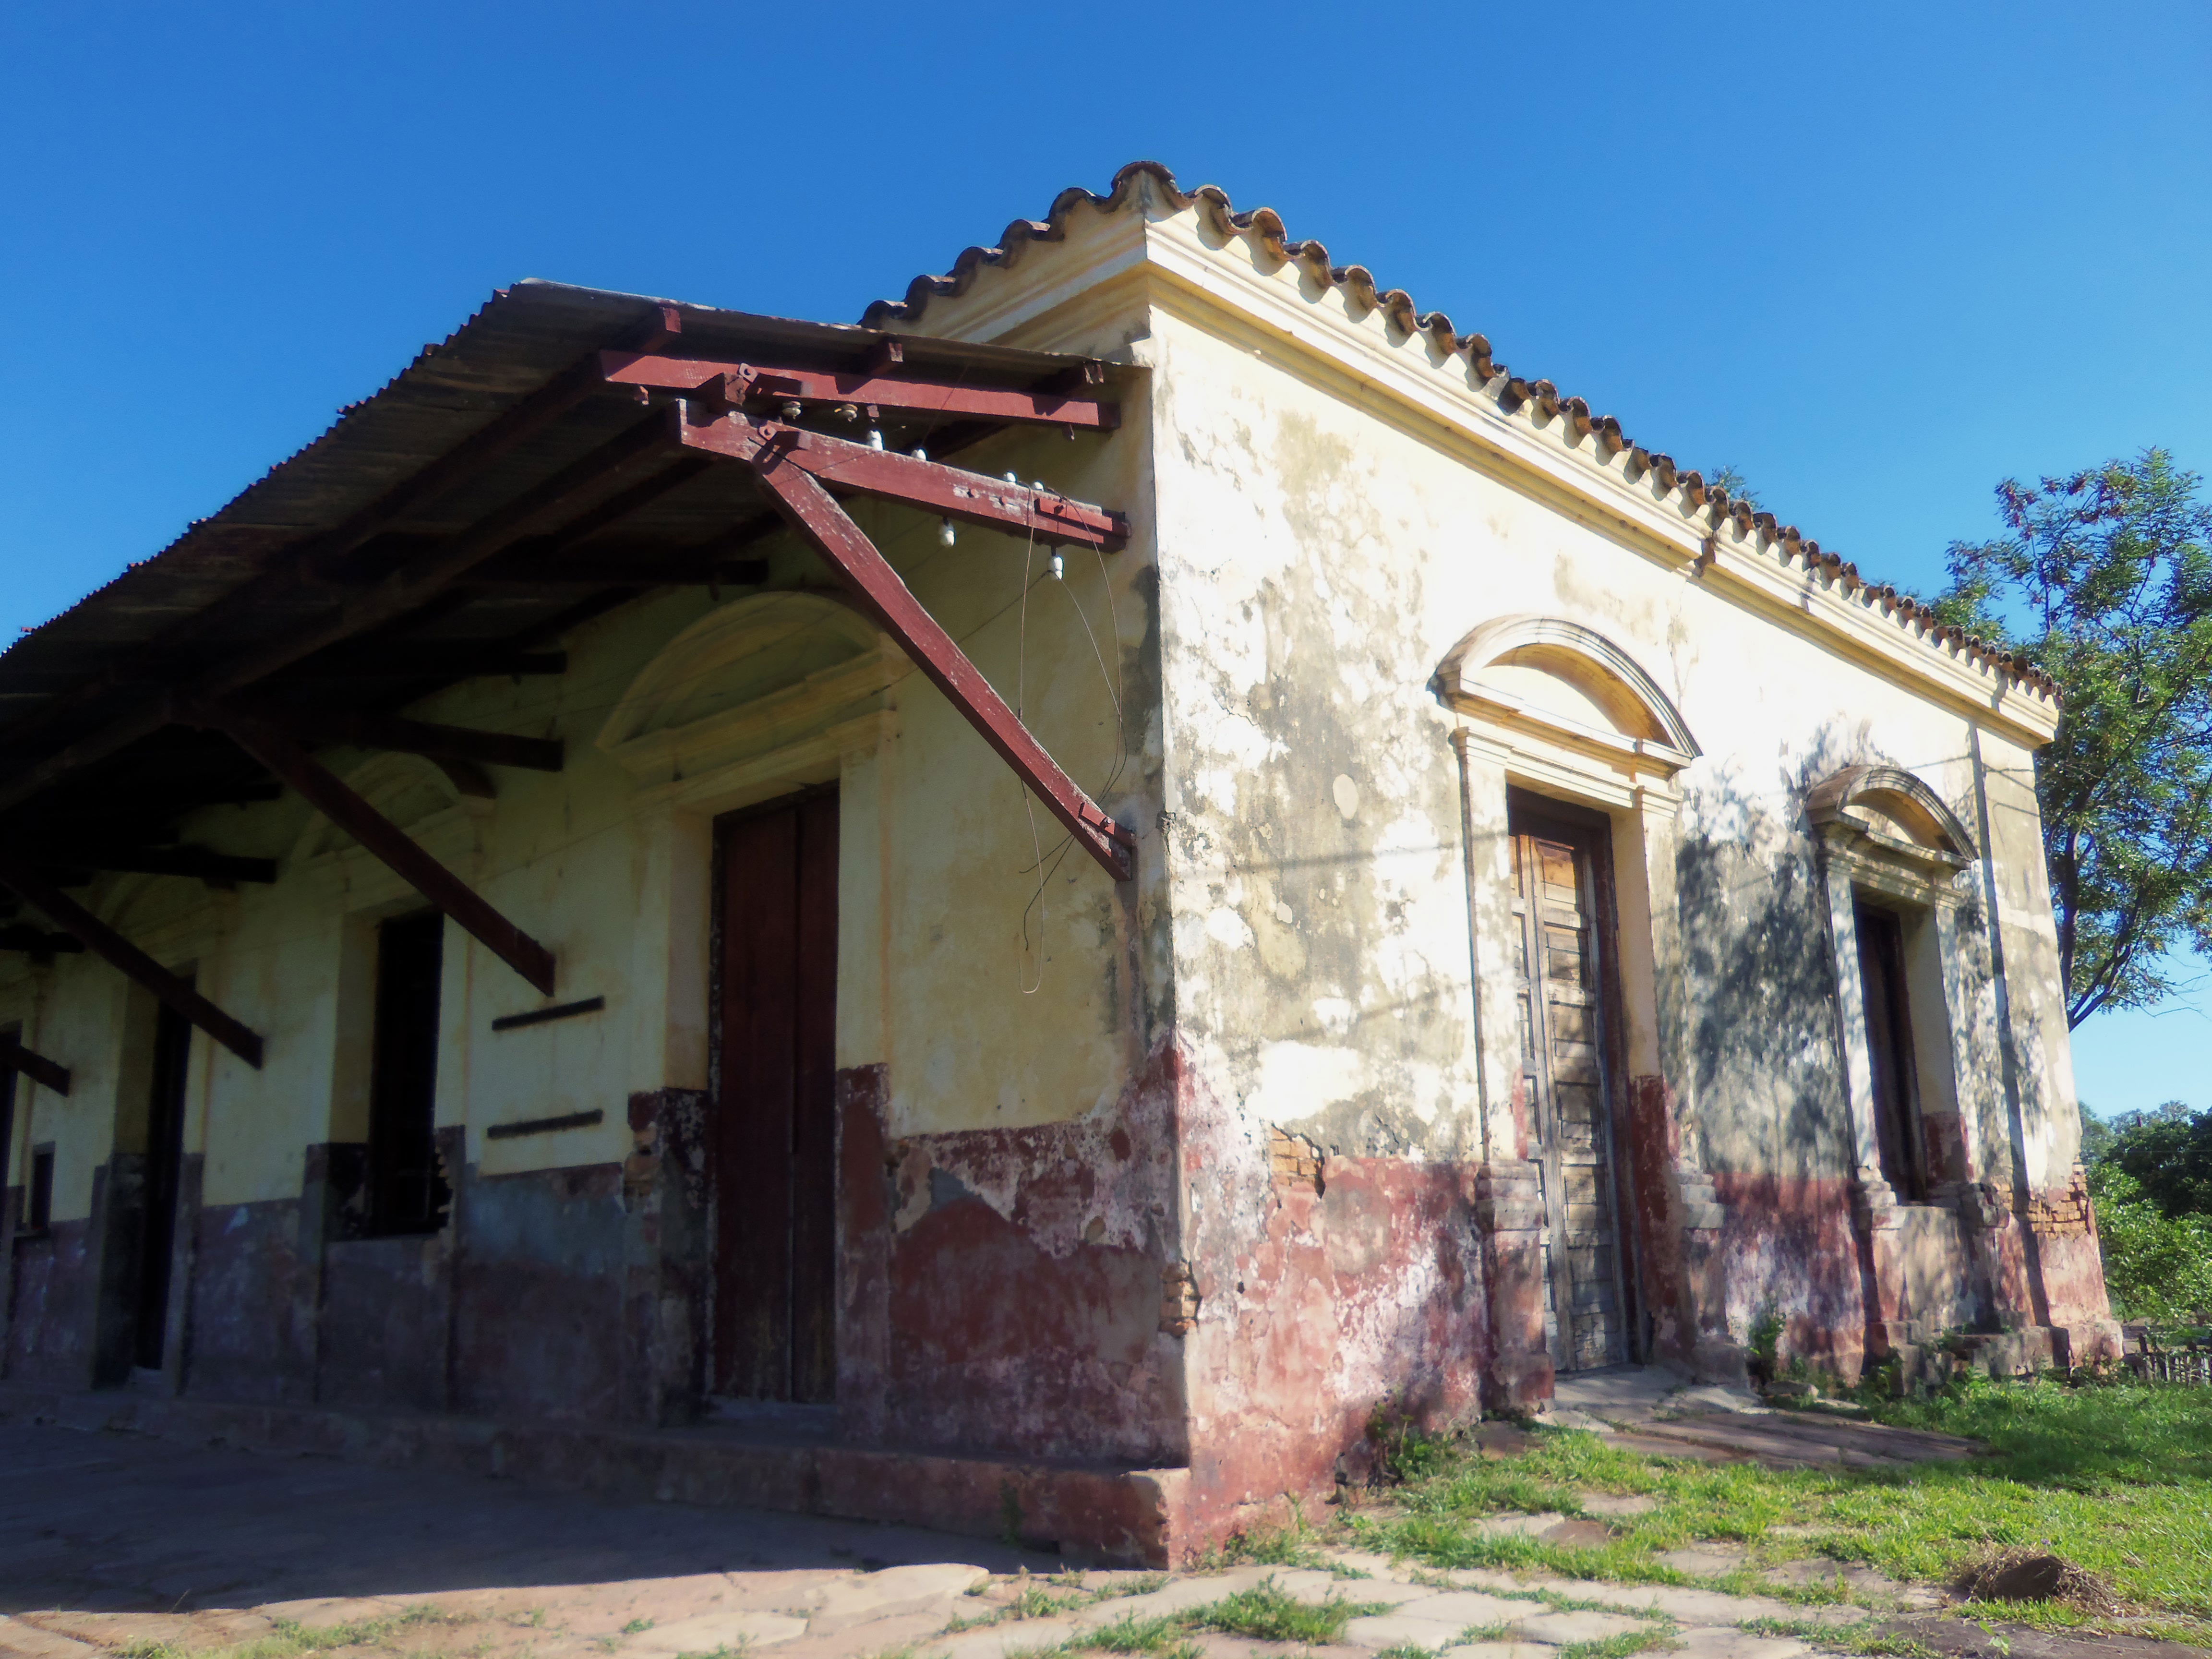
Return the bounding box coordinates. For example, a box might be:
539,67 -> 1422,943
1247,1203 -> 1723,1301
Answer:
1510,808 -> 1629,1372
712,789 -> 840,1402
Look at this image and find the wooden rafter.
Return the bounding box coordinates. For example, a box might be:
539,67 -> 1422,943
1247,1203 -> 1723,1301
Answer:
23,846 -> 277,885
674,411 -> 1128,551
0,311 -> 684,778
0,925 -> 82,955
242,707 -> 564,772
0,420 -> 689,816
0,1033 -> 70,1095
0,849 -> 264,1066
601,352 -> 1118,431
197,704 -> 556,995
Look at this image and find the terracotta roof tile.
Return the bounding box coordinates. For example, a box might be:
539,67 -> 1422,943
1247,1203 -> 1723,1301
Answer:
863,161 -> 2058,707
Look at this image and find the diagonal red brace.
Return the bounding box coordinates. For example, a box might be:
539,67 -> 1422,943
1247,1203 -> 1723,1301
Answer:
736,442 -> 1135,882
0,849 -> 265,1068
193,703 -> 559,994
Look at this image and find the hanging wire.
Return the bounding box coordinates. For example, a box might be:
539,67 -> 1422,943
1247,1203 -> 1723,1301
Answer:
1013,513 -> 1047,995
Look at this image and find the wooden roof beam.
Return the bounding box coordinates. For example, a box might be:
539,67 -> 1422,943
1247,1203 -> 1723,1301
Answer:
601,353 -> 1118,431
195,703 -> 556,995
470,552 -> 769,588
0,309 -> 685,765
0,1033 -> 70,1095
18,846 -> 278,885
675,409 -> 1129,552
0,418 -> 689,817
0,925 -> 83,956
0,850 -> 264,1066
240,707 -> 564,772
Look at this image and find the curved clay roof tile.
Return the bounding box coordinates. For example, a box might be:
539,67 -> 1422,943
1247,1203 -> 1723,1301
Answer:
860,159 -> 2058,707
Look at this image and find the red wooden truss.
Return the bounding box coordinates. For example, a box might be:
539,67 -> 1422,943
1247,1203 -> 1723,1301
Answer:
0,327 -> 1134,1065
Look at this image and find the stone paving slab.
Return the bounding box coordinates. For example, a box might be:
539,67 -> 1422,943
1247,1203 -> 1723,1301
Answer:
806,1564 -> 992,1633
1576,1491 -> 1657,1517
628,1610 -> 812,1653
0,1618 -> 103,1659
1343,1612 -> 1474,1650
1515,1609 -> 1653,1644
1436,1645 -> 1559,1659
1064,1567 -> 1278,1626
1389,1590 -> 1532,1627
1668,1633 -> 1810,1659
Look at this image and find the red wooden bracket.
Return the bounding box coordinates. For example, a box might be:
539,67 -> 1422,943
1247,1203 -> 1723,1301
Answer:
0,849 -> 265,1067
0,1033 -> 69,1095
196,704 -> 559,995
673,410 -> 1127,552
601,352 -> 1118,432
736,445 -> 1134,882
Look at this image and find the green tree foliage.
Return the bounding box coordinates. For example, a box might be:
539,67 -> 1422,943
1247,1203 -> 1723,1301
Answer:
2082,1101 -> 2212,1322
1931,450 -> 2212,1026
2101,1101 -> 2212,1218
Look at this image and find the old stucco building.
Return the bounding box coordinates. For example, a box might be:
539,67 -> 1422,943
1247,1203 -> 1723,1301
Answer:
0,164 -> 2115,1563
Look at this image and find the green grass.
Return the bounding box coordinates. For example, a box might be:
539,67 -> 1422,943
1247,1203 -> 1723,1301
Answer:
1186,1581 -> 1384,1643
1342,1373 -> 2212,1639
117,1606 -> 467,1659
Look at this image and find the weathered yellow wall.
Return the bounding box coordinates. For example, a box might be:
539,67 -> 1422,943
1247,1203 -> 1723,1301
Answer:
878,174 -> 2083,1208
0,392 -> 1157,1219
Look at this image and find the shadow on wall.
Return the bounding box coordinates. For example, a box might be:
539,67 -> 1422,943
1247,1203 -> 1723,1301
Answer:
1672,723 -> 1984,1366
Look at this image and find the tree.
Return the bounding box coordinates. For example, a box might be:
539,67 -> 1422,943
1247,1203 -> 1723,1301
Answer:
1708,465 -> 1762,513
1931,450 -> 2212,1027
2101,1102 -> 2212,1220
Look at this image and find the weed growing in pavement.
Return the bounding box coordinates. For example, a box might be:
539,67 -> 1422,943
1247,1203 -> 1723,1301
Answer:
1186,1579 -> 1388,1643
1549,1631 -> 1675,1659
116,1605 -> 470,1659
1342,1374 -> 2212,1636
1737,1616 -> 1939,1657
622,1619 -> 654,1635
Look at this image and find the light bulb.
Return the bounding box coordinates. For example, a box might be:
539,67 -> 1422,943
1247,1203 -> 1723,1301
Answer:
939,518 -> 957,547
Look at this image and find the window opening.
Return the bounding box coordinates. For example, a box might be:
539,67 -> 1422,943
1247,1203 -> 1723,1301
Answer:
135,1001 -> 192,1368
1854,900 -> 1928,1201
366,911 -> 448,1234
27,1146 -> 53,1234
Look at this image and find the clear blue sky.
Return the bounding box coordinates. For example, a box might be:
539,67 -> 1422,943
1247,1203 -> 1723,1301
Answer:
4,1 -> 2209,1113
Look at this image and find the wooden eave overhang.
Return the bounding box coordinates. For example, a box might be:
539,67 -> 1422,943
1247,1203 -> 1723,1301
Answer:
0,281 -> 1135,1063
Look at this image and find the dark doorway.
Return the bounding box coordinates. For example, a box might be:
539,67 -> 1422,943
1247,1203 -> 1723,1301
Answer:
1507,797 -> 1632,1373
1854,901 -> 1928,1201
712,788 -> 839,1403
134,1002 -> 192,1369
366,911 -> 448,1234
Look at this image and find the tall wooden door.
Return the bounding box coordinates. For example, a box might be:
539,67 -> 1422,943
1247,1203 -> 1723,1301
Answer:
1509,805 -> 1629,1372
713,789 -> 839,1402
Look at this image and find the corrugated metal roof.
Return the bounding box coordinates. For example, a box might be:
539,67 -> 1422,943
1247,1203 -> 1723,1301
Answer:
0,280 -> 1111,844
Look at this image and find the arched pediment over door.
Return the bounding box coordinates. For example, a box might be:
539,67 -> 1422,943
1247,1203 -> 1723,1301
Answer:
598,590 -> 901,790
1434,614 -> 1699,805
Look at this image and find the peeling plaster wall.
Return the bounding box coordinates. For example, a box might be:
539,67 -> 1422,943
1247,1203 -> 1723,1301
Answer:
1121,224 -> 2106,1405
0,342 -> 1171,1440
0,178 -> 2114,1532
